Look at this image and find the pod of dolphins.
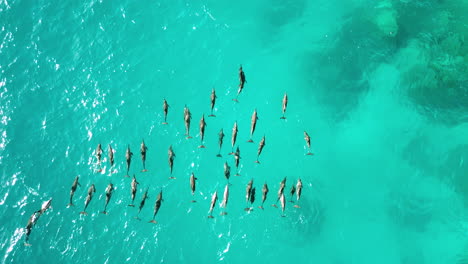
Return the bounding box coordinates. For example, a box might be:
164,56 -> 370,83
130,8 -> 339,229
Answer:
23,66 -> 314,246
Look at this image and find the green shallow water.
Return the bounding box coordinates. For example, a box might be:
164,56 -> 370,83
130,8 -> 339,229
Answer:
1,0 -> 468,263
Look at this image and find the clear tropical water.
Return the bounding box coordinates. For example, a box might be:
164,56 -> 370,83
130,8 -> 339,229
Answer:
1,0 -> 468,263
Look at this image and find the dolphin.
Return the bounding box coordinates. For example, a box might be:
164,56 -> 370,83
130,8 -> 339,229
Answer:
304,131 -> 313,155
280,192 -> 286,217
229,122 -> 238,154
80,184 -> 96,215
220,184 -> 229,216
199,114 -> 206,148
96,144 -> 103,172
289,185 -> 296,203
244,179 -> 253,211
135,188 -> 149,220
233,65 -> 246,102
149,190 -> 163,224
125,145 -> 133,177
259,183 -> 268,209
273,177 -> 286,208
255,135 -> 265,164
168,145 -> 176,179
68,176 -> 81,206
24,210 -> 41,246
247,109 -> 258,143
140,140 -> 148,172
190,173 -> 197,202
208,190 -> 218,218
102,183 -> 114,214
128,174 -> 139,207
250,187 -> 256,207
184,105 -> 192,139
108,144 -> 114,174
234,146 -> 241,176
209,88 -> 217,117
162,99 -> 169,124
216,128 -> 224,157
280,93 -> 288,119
224,162 -> 231,183
294,179 -> 303,208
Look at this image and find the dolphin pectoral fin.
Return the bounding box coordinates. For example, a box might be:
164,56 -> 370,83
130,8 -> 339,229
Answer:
149,220 -> 157,224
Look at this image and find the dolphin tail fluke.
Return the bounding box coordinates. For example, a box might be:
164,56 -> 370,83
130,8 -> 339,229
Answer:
141,169 -> 148,172
281,214 -> 286,218
244,207 -> 252,212
247,139 -> 253,143
232,98 -> 239,103
198,145 -> 206,148
254,160 -> 260,164
272,204 -> 278,208
149,220 -> 157,224
186,135 -> 192,139
162,122 -> 168,125
220,212 -> 228,216
102,211 -> 107,215
80,211 -> 88,215
128,204 -> 135,207
134,216 -> 141,221
207,215 -> 215,219
208,114 -> 216,117
293,205 -> 301,208
216,153 -> 222,157
191,200 -> 197,203
258,206 -> 264,210
67,203 -> 74,207
168,176 -> 176,180
280,116 -> 286,120
306,152 -> 314,156
24,242 -> 32,247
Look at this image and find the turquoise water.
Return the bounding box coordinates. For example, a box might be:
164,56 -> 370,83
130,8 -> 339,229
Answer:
1,0 -> 468,263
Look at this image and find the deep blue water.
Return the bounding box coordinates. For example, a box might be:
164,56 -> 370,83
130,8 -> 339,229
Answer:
1,0 -> 468,263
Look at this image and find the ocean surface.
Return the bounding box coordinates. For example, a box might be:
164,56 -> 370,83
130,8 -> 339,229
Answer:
1,0 -> 468,263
